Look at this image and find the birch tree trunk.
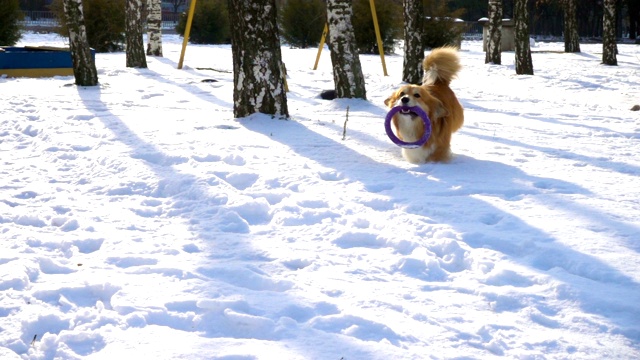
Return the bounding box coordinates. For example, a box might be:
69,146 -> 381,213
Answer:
402,0 -> 424,84
514,0 -> 533,75
326,0 -> 367,99
126,0 -> 148,68
485,0 -> 502,65
563,0 -> 580,52
602,0 -> 617,65
227,0 -> 289,118
146,0 -> 163,56
62,0 -> 98,86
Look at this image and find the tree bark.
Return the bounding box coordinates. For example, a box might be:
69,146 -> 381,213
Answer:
146,0 -> 163,56
126,0 -> 148,68
62,0 -> 98,86
486,0 -> 502,65
227,0 -> 289,118
326,0 -> 367,99
602,0 -> 617,65
401,0 -> 424,84
563,0 -> 580,52
514,0 -> 533,75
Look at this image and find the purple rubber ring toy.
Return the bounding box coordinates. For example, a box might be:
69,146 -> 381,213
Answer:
384,105 -> 432,149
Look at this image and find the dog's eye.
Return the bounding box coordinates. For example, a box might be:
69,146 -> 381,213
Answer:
400,92 -> 405,96
413,93 -> 421,98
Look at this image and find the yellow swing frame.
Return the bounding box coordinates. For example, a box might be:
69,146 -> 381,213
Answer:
177,0 -> 289,90
177,0 -> 197,70
313,0 -> 388,76
177,0 -> 388,78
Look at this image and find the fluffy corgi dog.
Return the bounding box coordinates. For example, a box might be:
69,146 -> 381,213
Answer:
384,47 -> 464,163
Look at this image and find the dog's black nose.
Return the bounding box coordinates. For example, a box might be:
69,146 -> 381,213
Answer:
401,96 -> 410,104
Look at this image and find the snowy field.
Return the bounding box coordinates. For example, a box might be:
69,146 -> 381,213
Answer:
1,32 -> 639,359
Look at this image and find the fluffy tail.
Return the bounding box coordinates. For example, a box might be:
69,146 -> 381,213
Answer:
422,46 -> 461,86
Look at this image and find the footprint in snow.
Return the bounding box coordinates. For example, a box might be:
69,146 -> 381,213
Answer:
223,154 -> 246,166
281,258 -> 314,270
196,265 -> 293,292
479,213 -> 503,226
131,152 -> 188,166
50,217 -> 80,232
141,93 -> 163,100
364,182 -> 394,193
38,257 -> 76,275
72,238 -> 104,254
332,231 -> 386,249
107,257 -> 158,268
21,125 -> 39,137
309,314 -> 407,344
71,145 -> 92,151
31,283 -> 121,310
214,171 -> 259,190
318,170 -> 344,181
192,154 -> 222,162
67,114 -> 94,121
483,269 -> 535,287
14,191 -> 38,199
131,207 -> 163,218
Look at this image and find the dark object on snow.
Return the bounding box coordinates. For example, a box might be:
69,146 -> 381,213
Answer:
631,104 -> 640,111
320,89 -> 336,100
201,78 -> 218,83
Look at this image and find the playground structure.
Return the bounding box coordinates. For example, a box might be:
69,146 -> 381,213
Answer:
177,0 -> 388,77
313,0 -> 388,76
177,0 -> 198,70
0,46 -> 95,78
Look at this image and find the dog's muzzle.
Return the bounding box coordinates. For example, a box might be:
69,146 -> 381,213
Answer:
399,98 -> 419,118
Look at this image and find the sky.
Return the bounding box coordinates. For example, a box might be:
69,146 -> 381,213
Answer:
1,32 -> 639,360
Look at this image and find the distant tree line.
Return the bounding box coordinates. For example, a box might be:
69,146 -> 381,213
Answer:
18,1 -> 640,43
277,0 -> 640,42
449,0 -> 639,40
19,0 -> 187,13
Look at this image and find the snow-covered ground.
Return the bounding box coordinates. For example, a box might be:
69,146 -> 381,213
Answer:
1,32 -> 639,359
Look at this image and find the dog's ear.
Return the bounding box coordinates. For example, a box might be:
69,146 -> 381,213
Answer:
384,89 -> 400,107
430,98 -> 448,119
